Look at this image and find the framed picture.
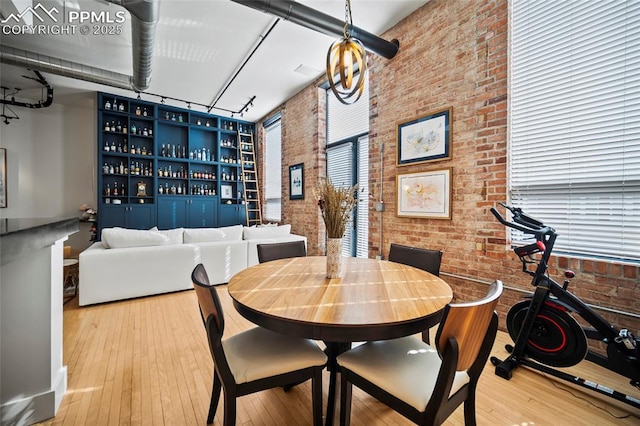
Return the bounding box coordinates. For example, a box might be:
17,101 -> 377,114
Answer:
396,167 -> 452,219
0,148 -> 6,208
396,107 -> 452,166
221,184 -> 233,199
289,163 -> 304,200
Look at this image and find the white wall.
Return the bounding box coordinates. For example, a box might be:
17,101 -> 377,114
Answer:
0,91 -> 97,249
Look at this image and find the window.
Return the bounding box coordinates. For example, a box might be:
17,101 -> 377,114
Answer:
326,77 -> 369,258
509,1 -> 640,262
264,117 -> 282,222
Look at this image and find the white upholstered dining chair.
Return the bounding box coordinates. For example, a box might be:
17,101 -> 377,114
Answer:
336,280 -> 503,426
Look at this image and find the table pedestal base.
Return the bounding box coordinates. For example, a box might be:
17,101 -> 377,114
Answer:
324,342 -> 352,426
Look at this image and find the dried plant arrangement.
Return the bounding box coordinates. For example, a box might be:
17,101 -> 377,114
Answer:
314,180 -> 359,238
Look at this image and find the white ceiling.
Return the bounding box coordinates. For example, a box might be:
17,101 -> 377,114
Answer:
0,0 -> 428,122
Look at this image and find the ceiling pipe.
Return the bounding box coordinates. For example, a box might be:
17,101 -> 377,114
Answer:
106,0 -> 159,91
0,45 -> 133,90
0,0 -> 159,92
230,0 -> 399,59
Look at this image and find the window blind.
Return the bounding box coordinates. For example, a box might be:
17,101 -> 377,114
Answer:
264,118 -> 282,222
327,77 -> 369,144
356,135 -> 369,258
327,142 -> 354,257
510,1 -> 640,262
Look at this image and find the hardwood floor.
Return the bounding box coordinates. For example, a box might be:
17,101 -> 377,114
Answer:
41,288 -> 640,425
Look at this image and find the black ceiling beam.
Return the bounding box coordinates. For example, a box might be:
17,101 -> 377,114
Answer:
231,0 -> 399,59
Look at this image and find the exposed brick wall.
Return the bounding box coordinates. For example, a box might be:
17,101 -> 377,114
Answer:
256,0 -> 640,334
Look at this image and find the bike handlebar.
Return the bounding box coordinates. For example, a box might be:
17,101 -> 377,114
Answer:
491,203 -> 556,237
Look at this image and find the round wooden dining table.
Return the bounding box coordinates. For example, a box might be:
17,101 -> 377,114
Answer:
227,256 -> 453,426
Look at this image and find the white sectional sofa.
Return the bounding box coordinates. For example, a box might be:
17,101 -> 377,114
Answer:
79,224 -> 306,306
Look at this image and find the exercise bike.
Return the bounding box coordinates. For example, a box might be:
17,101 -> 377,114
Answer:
490,202 -> 640,410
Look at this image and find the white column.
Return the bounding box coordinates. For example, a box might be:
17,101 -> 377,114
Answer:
1,238 -> 67,424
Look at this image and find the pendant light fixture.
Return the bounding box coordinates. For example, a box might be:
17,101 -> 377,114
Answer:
326,0 -> 367,105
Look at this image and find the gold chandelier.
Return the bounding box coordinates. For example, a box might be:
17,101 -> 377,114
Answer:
326,0 -> 367,105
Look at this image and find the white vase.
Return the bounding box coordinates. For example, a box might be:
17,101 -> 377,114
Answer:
326,238 -> 343,278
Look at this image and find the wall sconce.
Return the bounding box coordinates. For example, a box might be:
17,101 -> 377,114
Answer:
326,0 -> 367,105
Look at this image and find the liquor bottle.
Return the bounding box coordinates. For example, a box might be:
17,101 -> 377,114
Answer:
103,162 -> 109,174
143,107 -> 148,117
116,121 -> 122,132
121,183 -> 126,196
104,99 -> 111,110
131,123 -> 137,134
119,161 -> 124,175
118,102 -> 125,112
130,144 -> 136,155
135,106 -> 141,116
113,185 -> 119,197
111,141 -> 116,152
110,121 -> 116,132
159,184 -> 164,194
177,183 -> 182,195
105,184 -> 111,196
178,114 -> 183,123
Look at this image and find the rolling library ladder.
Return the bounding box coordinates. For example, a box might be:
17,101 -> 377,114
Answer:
239,130 -> 263,226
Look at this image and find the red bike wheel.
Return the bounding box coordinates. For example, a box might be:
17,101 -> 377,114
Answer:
507,300 -> 588,367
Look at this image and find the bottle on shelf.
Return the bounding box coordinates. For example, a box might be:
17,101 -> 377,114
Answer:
136,106 -> 141,116
118,102 -> 125,112
104,99 -> 111,110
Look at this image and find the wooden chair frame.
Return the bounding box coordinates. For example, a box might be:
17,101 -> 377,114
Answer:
338,281 -> 502,426
257,240 -> 307,263
388,243 -> 444,343
192,264 -> 324,425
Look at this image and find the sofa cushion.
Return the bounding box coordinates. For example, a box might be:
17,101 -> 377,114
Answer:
101,227 -> 170,249
243,224 -> 291,240
184,224 -> 243,243
150,227 -> 184,245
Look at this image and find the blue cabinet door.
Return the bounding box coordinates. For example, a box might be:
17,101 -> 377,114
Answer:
99,203 -> 156,235
100,204 -> 127,231
188,197 -> 218,228
127,204 -> 156,229
157,196 -> 188,229
218,203 -> 245,227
